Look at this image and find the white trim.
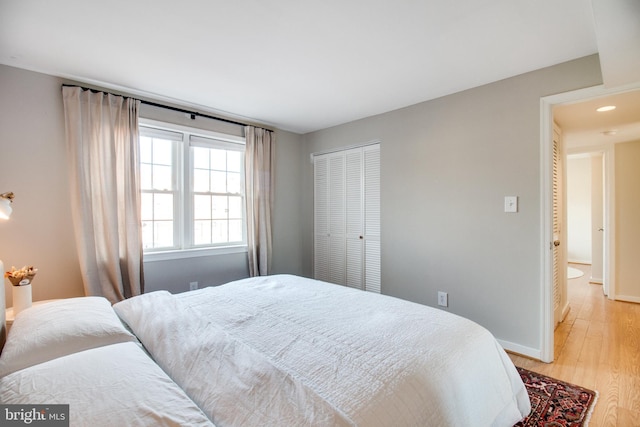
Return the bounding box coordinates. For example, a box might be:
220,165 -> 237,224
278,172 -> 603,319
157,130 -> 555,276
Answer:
310,139 -> 381,163
497,339 -> 541,360
143,245 -> 247,262
539,81 -> 640,363
140,118 -> 245,145
540,96 -> 554,363
568,258 -> 592,265
604,144 -> 616,298
51,67 -> 276,130
615,295 -> 640,304
561,302 -> 571,322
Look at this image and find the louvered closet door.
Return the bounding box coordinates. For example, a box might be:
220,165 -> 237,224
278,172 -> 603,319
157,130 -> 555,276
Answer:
313,143 -> 380,293
363,145 -> 381,293
345,149 -> 363,289
314,156 -> 330,282
328,154 -> 346,285
552,127 -> 564,326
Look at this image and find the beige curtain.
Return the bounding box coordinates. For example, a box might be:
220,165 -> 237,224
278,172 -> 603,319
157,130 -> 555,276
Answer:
62,87 -> 144,302
244,126 -> 275,276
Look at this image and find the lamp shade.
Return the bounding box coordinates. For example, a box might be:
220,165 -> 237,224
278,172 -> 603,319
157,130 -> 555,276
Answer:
0,197 -> 11,219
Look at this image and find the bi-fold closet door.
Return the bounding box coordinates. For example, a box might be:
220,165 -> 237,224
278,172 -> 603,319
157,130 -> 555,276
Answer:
313,143 -> 380,293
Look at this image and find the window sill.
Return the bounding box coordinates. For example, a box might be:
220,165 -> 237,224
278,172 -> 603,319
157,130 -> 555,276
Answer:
143,245 -> 247,262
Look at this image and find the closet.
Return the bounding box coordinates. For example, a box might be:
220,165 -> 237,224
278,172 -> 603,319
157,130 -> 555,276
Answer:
313,143 -> 380,293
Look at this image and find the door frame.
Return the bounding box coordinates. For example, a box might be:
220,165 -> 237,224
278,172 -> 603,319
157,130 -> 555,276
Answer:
539,82 -> 640,363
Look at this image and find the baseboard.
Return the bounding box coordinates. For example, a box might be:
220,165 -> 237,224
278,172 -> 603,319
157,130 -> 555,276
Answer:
498,339 -> 541,361
561,303 -> 571,322
615,295 -> 640,304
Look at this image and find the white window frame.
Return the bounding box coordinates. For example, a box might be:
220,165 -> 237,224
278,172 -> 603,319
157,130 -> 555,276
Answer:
140,118 -> 247,262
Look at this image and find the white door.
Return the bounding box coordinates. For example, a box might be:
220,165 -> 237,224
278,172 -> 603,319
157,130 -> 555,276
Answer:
313,144 -> 380,292
552,126 -> 566,327
345,149 -> 363,289
314,155 -> 330,282
363,145 -> 381,293
591,154 -> 605,285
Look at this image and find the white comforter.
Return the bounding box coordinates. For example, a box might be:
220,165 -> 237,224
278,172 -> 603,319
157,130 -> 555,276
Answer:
114,274 -> 530,427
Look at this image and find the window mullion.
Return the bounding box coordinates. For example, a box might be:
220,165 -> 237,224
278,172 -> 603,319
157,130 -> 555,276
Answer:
178,132 -> 189,249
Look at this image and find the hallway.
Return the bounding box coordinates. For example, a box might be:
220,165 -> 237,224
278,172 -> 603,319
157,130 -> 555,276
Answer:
509,263 -> 640,426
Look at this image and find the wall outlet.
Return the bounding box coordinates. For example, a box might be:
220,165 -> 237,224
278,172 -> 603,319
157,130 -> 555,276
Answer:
189,281 -> 198,291
438,291 -> 448,307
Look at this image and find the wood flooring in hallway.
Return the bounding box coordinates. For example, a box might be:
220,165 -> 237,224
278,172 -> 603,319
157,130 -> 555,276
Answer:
508,263 -> 640,427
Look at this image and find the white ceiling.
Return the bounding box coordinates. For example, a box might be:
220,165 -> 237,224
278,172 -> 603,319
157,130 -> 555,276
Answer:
554,89 -> 640,148
0,0 -> 638,134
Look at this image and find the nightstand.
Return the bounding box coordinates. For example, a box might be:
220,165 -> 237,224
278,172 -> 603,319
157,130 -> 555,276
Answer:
5,299 -> 60,332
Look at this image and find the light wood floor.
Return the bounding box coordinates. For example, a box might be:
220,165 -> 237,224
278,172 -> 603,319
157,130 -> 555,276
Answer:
508,263 -> 640,427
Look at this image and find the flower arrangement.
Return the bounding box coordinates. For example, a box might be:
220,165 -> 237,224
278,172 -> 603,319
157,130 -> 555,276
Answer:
5,265 -> 37,286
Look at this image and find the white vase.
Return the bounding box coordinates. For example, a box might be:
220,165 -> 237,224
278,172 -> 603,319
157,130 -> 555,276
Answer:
13,283 -> 32,315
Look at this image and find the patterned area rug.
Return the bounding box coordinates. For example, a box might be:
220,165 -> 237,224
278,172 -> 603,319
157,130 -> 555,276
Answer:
515,367 -> 597,427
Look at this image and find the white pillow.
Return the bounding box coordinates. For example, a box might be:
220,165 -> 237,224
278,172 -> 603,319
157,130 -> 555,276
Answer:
0,296 -> 136,376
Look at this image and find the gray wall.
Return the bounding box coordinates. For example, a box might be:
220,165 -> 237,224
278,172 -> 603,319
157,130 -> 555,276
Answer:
0,65 -> 85,306
0,64 -> 305,302
1,55 -> 604,356
615,139 -> 640,301
301,55 -> 603,354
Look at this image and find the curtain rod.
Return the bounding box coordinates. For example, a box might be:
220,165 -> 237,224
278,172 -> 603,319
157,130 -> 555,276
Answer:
61,84 -> 272,131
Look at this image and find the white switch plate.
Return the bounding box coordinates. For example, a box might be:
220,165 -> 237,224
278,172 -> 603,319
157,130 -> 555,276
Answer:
438,291 -> 448,307
504,196 -> 518,213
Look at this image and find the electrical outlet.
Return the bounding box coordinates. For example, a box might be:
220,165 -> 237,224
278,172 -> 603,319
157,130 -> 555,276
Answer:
438,291 -> 448,307
189,281 -> 198,291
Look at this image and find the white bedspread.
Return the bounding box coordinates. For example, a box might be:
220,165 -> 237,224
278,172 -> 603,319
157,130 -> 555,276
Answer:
114,274 -> 530,427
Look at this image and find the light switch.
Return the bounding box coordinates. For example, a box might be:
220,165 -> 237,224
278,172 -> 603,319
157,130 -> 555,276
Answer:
504,196 -> 518,213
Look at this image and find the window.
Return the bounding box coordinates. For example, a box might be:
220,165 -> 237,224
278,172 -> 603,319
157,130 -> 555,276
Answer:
139,119 -> 246,259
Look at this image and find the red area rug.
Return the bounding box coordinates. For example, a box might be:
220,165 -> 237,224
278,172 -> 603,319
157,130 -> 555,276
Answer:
515,367 -> 598,427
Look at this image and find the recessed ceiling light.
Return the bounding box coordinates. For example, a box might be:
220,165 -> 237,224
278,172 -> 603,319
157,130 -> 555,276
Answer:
596,105 -> 616,112
601,130 -> 618,136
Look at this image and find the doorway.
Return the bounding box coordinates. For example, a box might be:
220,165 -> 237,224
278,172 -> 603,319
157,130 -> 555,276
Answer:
565,152 -> 606,288
540,83 -> 640,363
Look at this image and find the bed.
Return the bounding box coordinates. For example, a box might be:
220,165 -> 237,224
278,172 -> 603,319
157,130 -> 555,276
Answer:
0,274 -> 530,426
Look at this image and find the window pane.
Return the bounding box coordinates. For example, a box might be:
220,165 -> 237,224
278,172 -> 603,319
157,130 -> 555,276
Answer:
141,193 -> 153,221
227,172 -> 241,194
142,221 -> 154,248
210,171 -> 226,193
154,221 -> 173,247
210,149 -> 226,171
229,219 -> 242,242
153,139 -> 173,165
194,195 -> 211,219
212,220 -> 228,243
228,196 -> 242,218
193,169 -> 210,192
212,196 -> 227,219
154,194 -> 173,220
194,220 -> 211,245
140,164 -> 152,190
193,147 -> 210,169
140,137 -> 152,163
153,165 -> 172,191
227,151 -> 242,172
